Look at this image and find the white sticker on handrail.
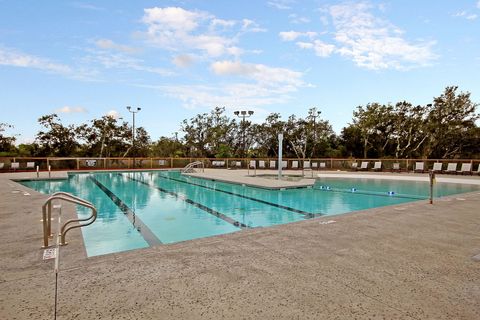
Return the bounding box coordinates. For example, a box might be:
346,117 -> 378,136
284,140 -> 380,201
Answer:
319,220 -> 336,225
43,248 -> 57,260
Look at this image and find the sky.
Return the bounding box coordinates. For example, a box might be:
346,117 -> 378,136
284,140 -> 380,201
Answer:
1,0 -> 479,144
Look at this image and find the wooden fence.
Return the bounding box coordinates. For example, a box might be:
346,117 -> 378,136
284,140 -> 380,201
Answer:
1,157 -> 479,173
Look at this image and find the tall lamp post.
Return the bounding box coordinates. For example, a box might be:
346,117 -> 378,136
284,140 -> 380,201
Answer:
234,110 -> 254,158
126,106 -> 141,169
310,107 -> 320,158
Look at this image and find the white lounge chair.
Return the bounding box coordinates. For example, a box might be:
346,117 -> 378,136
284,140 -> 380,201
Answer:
86,160 -> 96,167
158,159 -> 166,166
414,162 -> 424,173
319,162 -> 326,170
476,164 -> 480,176
444,163 -> 457,174
312,162 -> 318,170
11,162 -> 19,171
249,160 -> 256,168
303,161 -> 311,169
26,161 -> 35,170
269,160 -> 276,168
0,163 -> 4,170
457,163 -> 472,175
281,161 -> 287,168
235,161 -> 242,168
359,161 -> 369,171
258,160 -> 266,169
372,161 -> 382,171
351,162 -> 358,171
292,161 -> 298,169
432,162 -> 442,173
392,163 -> 400,172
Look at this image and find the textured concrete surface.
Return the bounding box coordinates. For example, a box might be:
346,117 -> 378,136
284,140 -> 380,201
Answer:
1,171 -> 479,319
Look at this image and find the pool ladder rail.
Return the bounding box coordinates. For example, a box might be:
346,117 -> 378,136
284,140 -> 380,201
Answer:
42,192 -> 97,248
182,161 -> 205,173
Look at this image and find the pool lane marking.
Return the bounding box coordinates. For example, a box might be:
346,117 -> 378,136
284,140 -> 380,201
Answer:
312,187 -> 427,200
156,173 -> 322,218
89,176 -> 162,246
124,175 -> 249,229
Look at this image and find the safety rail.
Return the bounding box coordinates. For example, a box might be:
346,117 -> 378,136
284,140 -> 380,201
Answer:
42,192 -> 97,247
181,161 -> 204,173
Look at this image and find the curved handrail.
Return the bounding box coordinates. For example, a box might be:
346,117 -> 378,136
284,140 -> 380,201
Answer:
41,193 -> 97,247
43,192 -> 93,239
181,161 -> 204,173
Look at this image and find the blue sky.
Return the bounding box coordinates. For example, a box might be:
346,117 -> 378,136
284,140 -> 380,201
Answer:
1,0 -> 479,144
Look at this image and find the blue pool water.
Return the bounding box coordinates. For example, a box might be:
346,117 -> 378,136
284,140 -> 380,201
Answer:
20,171 -> 479,256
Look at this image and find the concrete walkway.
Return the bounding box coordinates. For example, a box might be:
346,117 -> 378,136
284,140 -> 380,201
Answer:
0,171 -> 479,319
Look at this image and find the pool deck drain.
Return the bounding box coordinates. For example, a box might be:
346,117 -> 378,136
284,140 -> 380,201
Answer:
1,170 -> 480,319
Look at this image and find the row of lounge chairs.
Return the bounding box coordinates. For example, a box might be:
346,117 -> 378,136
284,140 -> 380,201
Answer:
352,161 -> 479,175
0,161 -> 36,171
222,160 -> 327,170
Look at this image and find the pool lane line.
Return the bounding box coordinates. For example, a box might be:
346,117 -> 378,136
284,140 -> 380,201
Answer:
89,176 -> 163,246
312,187 -> 428,200
155,173 -> 322,218
123,175 -> 249,229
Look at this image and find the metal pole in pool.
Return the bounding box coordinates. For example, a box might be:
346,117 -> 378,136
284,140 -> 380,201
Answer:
278,133 -> 283,180
429,170 -> 435,204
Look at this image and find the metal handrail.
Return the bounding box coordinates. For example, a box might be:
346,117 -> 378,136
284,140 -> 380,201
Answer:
181,161 -> 204,173
42,192 -> 97,247
44,192 -> 92,238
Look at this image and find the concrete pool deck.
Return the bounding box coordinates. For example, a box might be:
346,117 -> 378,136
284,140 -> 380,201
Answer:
1,170 -> 479,319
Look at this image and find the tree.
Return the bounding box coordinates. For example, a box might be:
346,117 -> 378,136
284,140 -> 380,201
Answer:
0,123 -> 16,154
352,103 -> 395,158
78,116 -> 131,157
35,114 -> 81,156
422,86 -> 479,158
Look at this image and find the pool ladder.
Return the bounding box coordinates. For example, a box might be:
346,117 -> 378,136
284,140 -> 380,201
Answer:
182,161 -> 204,173
42,192 -> 97,248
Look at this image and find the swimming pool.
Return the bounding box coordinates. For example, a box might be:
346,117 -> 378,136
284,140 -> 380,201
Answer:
20,171 -> 479,256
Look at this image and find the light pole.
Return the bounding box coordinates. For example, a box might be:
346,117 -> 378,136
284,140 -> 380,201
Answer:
310,107 -> 320,158
126,106 -> 141,169
234,110 -> 254,158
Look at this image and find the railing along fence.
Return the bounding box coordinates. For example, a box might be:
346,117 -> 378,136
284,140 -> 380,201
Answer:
0,157 -> 479,172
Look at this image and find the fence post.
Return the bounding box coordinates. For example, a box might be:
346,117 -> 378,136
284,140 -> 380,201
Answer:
76,158 -> 80,170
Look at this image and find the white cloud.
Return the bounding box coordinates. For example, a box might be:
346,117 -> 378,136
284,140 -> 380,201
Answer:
279,31 -> 317,41
106,110 -> 121,119
210,18 -> 236,29
477,0 -> 480,9
268,0 -> 295,10
55,106 -> 87,114
172,54 -> 195,68
296,42 -> 314,49
84,49 -> 173,76
241,19 -> 267,33
0,46 -> 97,80
210,60 -> 305,87
141,7 -> 261,58
95,39 -> 140,54
289,14 -> 310,24
142,60 -> 306,111
293,2 -> 436,70
453,10 -> 477,20
312,40 -> 336,57
0,47 -> 72,74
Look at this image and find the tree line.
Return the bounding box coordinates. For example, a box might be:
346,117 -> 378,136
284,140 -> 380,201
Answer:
1,86 -> 479,159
